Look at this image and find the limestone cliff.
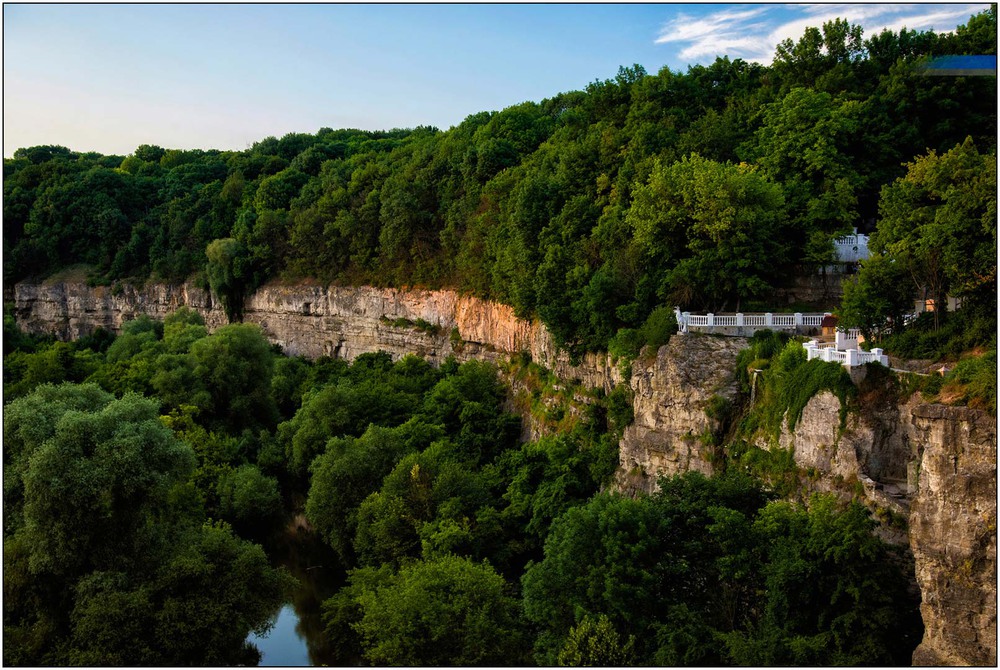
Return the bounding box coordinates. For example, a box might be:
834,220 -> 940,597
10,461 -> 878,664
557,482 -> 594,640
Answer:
13,280 -> 622,391
908,404 -> 997,666
12,279 -> 996,665
614,334 -> 746,494
776,392 -> 996,666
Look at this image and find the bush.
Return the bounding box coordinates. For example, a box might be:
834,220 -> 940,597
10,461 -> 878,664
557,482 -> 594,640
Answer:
640,306 -> 677,351
607,307 -> 678,363
879,304 -> 997,361
942,346 -> 996,411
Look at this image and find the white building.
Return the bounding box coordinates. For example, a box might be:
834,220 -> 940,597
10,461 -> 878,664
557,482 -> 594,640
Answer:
834,228 -> 869,263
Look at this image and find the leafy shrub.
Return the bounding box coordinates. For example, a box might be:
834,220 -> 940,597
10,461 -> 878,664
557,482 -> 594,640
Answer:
741,340 -> 855,441
607,306 -> 678,363
879,304 -> 996,361
640,306 -> 677,351
608,327 -> 643,362
942,346 -> 997,411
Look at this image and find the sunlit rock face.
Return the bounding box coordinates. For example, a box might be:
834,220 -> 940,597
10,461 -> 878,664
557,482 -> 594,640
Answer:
908,404 -> 996,666
613,334 -> 746,495
14,279 -> 997,665
13,279 -> 622,389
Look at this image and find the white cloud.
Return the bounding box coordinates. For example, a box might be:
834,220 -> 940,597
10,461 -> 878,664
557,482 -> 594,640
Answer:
656,6 -> 776,62
656,3 -> 992,68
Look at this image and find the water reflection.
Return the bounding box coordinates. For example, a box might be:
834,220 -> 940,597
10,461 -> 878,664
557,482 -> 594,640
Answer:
248,526 -> 349,666
249,605 -> 310,666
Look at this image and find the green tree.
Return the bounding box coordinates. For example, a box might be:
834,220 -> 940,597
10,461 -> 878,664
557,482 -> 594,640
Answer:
4,382 -> 293,666
205,237 -> 252,322
873,138 -> 997,326
740,88 -> 862,254
722,497 -> 922,666
352,555 -> 529,665
628,154 -> 788,310
522,472 -> 771,664
215,464 -> 284,537
68,522 -> 293,666
557,614 -> 637,666
188,323 -> 278,434
837,254 -> 913,341
306,422 -> 437,562
7,388 -> 195,578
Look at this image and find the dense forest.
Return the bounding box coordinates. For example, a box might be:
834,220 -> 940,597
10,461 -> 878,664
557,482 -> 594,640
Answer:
4,11 -> 996,355
3,10 -> 996,667
4,312 -> 923,665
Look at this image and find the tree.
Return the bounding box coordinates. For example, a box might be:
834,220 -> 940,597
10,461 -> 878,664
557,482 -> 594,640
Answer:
305,423 -> 434,562
352,555 -> 529,665
6,388 -> 196,578
68,522 -> 294,666
205,237 -> 252,322
837,254 -> 913,341
418,359 -> 520,465
721,497 -> 923,666
3,382 -> 294,666
740,88 -> 862,250
873,138 -> 997,326
557,614 -> 637,666
188,323 -> 278,434
522,472 -> 773,664
215,464 -> 283,537
627,154 -> 788,310
786,20 -> 865,86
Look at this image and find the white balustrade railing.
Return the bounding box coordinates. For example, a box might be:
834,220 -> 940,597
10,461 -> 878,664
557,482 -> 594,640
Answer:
674,307 -> 832,333
671,307 -> 889,368
802,339 -> 888,368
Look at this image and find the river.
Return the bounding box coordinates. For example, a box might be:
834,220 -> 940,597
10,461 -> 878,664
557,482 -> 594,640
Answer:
247,525 -> 350,666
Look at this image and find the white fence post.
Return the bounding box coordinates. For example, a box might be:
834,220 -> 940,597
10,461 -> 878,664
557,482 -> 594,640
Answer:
846,349 -> 859,367
736,313 -> 744,327
794,312 -> 803,328
765,312 -> 773,327
707,313 -> 714,327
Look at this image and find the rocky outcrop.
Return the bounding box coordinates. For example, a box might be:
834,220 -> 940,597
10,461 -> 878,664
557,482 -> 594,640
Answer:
614,334 -> 746,494
13,280 -> 623,392
778,391 -> 996,666
908,404 -> 997,666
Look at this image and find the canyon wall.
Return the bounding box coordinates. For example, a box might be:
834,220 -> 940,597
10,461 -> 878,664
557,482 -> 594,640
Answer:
12,280 -> 622,391
773,391 -> 996,666
614,335 -> 746,494
11,279 -> 996,665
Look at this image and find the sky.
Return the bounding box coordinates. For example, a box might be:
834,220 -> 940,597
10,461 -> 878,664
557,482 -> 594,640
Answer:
3,3 -> 991,157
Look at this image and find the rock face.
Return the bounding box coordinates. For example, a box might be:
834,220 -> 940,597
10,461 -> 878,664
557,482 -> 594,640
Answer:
908,404 -> 997,666
779,392 -> 996,666
12,279 -> 996,665
614,334 -> 746,494
12,280 -> 622,391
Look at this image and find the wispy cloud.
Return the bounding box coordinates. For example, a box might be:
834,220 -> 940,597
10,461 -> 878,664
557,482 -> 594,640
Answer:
656,3 -> 992,67
655,6 -> 776,61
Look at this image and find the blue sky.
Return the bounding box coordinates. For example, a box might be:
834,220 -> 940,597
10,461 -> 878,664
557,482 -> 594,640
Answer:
3,3 -> 991,156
